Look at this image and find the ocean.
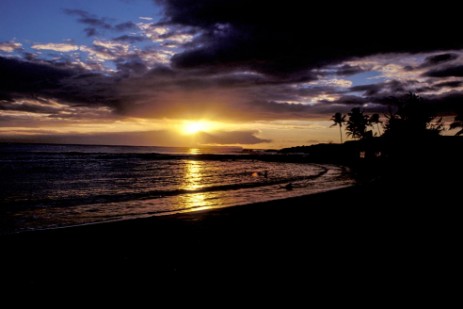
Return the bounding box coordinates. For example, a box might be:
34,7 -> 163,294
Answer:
0,143 -> 354,234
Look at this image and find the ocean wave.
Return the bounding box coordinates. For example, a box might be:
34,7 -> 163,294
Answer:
0,144 -> 355,233
1,166 -> 328,210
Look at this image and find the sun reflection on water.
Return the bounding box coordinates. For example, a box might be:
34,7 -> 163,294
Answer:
181,160 -> 212,211
183,160 -> 203,190
188,148 -> 201,155
184,192 -> 212,212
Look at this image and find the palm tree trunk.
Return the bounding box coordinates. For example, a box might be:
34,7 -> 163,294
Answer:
339,125 -> 343,143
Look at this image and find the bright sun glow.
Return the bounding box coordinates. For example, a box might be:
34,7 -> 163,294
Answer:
183,121 -> 209,135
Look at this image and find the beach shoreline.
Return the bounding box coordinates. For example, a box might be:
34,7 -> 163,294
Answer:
0,154 -> 354,235
2,179 -> 458,291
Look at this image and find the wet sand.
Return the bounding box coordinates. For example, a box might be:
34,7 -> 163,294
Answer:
1,178 -> 458,294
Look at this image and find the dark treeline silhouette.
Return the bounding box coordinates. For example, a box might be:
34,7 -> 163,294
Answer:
330,92 -> 447,143
383,93 -> 444,140
283,92 -> 463,185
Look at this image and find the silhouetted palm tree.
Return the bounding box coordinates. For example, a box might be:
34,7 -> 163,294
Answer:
450,113 -> 463,135
330,112 -> 346,143
384,92 -> 443,138
368,113 -> 382,136
346,108 -> 369,139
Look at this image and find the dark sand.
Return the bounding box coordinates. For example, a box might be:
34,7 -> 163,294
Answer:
1,174 -> 459,300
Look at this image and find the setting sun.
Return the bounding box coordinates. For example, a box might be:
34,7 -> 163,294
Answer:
183,121 -> 209,135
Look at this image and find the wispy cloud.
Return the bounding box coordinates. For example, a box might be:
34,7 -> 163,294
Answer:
114,21 -> 138,31
136,22 -> 195,48
64,9 -> 139,37
93,40 -> 130,51
0,41 -> 22,53
64,9 -> 113,31
308,79 -> 352,88
32,43 -> 80,52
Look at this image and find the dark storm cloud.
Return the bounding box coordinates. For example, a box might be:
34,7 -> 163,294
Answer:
4,0 -> 462,130
0,56 -> 121,110
413,80 -> 463,93
422,53 -> 459,66
115,56 -> 148,76
2,51 -> 461,124
350,80 -> 410,97
434,80 -> 463,88
313,95 -> 395,115
350,84 -> 384,96
317,90 -> 463,116
424,65 -> 463,77
123,64 -> 313,92
0,56 -> 322,121
335,65 -> 367,76
0,56 -> 72,94
155,0 -> 462,77
333,95 -> 369,105
114,35 -> 148,43
0,92 -> 13,101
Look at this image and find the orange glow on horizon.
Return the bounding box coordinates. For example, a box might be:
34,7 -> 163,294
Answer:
0,116 -> 341,149
182,120 -> 213,135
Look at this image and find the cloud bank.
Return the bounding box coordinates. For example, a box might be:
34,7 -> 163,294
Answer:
1,0 -> 463,146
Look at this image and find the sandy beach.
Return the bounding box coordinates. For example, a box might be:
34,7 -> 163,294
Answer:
1,176 -> 458,294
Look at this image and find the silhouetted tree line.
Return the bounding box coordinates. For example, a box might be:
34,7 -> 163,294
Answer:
330,92 -> 462,142
325,92 -> 463,184
331,107 -> 383,142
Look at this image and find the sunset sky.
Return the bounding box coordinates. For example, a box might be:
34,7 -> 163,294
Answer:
1,0 -> 462,148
